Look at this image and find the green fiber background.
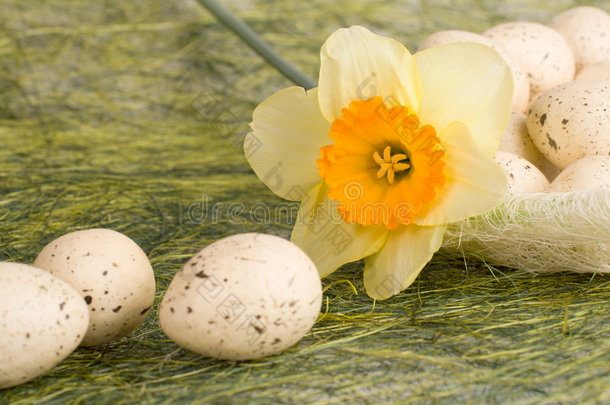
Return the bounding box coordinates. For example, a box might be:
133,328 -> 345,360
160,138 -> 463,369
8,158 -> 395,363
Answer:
1,0 -> 609,404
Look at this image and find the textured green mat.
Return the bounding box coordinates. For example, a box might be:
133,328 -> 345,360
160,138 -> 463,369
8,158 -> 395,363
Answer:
1,0 -> 609,404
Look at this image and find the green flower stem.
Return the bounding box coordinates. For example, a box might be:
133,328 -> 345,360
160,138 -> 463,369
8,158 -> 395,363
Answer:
195,0 -> 317,90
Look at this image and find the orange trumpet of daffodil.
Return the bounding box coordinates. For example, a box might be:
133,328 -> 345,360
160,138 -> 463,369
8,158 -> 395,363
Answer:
245,26 -> 512,299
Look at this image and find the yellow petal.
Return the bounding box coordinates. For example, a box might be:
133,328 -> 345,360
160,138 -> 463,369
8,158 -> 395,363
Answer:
291,182 -> 388,277
318,26 -> 421,123
414,42 -> 513,158
364,224 -> 446,300
415,121 -> 508,226
246,87 -> 330,201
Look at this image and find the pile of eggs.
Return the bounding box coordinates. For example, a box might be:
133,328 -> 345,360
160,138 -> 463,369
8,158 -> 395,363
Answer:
1,230 -> 321,389
419,6 -> 610,194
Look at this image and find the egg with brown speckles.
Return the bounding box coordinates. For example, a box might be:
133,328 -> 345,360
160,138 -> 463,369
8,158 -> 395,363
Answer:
159,233 -> 322,361
526,81 -> 610,169
550,156 -> 610,192
548,6 -> 610,72
0,262 -> 89,389
33,229 -> 156,346
494,151 -> 550,194
484,22 -> 575,94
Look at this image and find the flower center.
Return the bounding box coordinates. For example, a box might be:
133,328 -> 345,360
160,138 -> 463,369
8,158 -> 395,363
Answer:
317,96 -> 446,229
373,146 -> 410,184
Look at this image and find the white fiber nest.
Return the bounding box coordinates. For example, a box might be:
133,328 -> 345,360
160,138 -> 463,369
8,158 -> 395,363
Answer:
442,189 -> 610,274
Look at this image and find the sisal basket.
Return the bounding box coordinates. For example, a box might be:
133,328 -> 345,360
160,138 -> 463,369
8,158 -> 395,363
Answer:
442,189 -> 610,274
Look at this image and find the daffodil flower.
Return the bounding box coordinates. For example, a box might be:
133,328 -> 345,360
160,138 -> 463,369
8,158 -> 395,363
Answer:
244,26 -> 512,299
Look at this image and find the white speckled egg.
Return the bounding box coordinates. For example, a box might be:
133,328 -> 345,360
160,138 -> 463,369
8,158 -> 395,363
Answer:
484,22 -> 575,94
495,151 -> 550,194
33,229 -> 156,346
498,111 -> 545,169
418,30 -> 530,112
526,81 -> 610,169
548,6 -> 610,72
575,63 -> 610,82
159,233 -> 322,361
0,262 -> 89,389
550,156 -> 610,192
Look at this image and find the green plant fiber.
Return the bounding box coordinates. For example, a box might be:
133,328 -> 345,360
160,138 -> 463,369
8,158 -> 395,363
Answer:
1,0 -> 609,404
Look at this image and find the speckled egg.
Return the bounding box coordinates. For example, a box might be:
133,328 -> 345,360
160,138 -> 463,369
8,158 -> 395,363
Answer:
33,229 -> 156,346
526,81 -> 610,169
159,233 -> 322,361
575,63 -> 610,82
495,151 -> 550,194
498,111 -> 545,169
550,156 -> 610,192
0,262 -> 89,389
548,6 -> 610,72
418,30 -> 530,112
484,22 -> 575,94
